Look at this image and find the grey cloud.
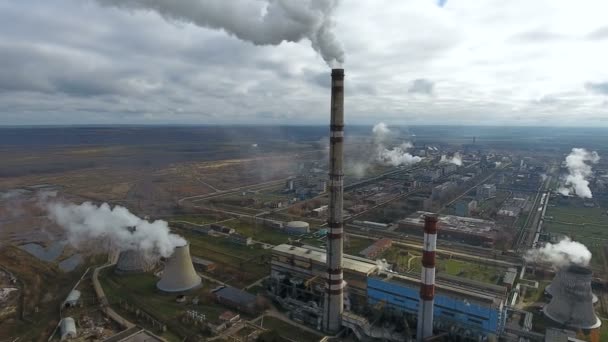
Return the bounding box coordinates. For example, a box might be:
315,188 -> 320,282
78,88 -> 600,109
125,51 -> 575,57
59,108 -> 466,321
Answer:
585,82 -> 608,95
510,30 -> 565,43
408,79 -> 434,95
588,27 -> 608,40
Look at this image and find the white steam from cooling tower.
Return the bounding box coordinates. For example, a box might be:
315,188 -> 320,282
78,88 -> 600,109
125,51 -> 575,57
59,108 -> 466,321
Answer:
440,153 -> 462,166
525,237 -> 592,267
558,148 -> 600,199
96,0 -> 344,67
373,122 -> 421,167
47,201 -> 185,258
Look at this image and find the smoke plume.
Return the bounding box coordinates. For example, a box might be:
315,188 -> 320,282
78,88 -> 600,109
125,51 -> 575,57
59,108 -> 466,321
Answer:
96,0 -> 345,67
440,152 -> 462,166
372,122 -> 421,167
378,143 -> 422,166
525,237 -> 592,267
557,148 -> 600,198
47,201 -> 185,257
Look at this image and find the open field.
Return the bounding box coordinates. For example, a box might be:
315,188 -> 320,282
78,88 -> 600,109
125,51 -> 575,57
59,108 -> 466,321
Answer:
544,202 -> 608,267
179,231 -> 271,288
99,270 -> 228,340
344,235 -> 375,255
381,246 -> 506,284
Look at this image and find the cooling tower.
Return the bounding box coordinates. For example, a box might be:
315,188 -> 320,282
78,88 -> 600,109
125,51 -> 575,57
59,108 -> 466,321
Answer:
545,267 -> 598,304
115,250 -> 156,274
543,265 -> 601,330
156,244 -> 202,292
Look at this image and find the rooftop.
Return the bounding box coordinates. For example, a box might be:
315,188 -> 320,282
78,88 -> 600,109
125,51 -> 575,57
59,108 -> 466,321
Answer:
213,286 -> 257,306
272,244 -> 378,275
373,272 -> 507,307
399,211 -> 496,238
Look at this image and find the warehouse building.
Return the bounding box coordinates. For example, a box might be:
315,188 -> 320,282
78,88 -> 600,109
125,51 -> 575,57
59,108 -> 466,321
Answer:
398,211 -> 497,247
213,286 -> 258,314
270,244 -> 378,299
367,272 -> 507,338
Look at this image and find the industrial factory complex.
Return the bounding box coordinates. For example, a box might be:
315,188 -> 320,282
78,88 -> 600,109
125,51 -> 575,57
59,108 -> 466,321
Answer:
15,69 -> 606,342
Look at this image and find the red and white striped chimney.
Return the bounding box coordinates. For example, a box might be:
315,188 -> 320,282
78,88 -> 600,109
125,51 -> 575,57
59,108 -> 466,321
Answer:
417,214 -> 438,341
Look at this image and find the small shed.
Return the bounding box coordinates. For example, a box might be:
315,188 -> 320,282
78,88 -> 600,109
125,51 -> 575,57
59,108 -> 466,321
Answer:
213,286 -> 257,314
60,317 -> 77,340
191,257 -> 217,272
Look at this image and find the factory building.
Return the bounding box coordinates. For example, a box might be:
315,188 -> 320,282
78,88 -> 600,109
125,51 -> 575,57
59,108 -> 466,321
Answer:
213,286 -> 258,314
284,221 -> 310,235
454,199 -> 477,217
270,243 -> 509,340
367,273 -> 506,338
398,211 -> 497,247
477,184 -> 497,200
270,244 -> 378,300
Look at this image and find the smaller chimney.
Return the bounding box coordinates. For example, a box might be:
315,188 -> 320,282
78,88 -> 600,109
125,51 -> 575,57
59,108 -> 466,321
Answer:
417,215 -> 438,341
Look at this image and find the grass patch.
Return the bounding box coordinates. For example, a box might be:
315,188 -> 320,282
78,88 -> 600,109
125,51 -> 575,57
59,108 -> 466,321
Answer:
258,316 -> 322,342
181,232 -> 271,288
344,236 -> 374,255
223,220 -> 290,246
99,270 -> 232,340
544,203 -> 608,267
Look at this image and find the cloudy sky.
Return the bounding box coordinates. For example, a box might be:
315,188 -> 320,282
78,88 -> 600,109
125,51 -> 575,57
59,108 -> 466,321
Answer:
1,0 -> 607,126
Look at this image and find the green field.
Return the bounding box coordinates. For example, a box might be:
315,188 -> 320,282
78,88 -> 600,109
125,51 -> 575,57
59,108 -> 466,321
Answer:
544,203 -> 608,267
99,271 -> 227,340
344,236 -> 374,255
223,219 -> 291,245
382,246 -> 505,284
181,232 -> 271,288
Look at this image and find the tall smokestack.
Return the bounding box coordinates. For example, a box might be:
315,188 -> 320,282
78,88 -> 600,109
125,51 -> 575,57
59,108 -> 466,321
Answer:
323,68 -> 345,333
418,215 -> 438,341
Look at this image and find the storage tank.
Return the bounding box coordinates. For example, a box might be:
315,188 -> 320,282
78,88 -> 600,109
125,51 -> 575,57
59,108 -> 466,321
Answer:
60,317 -> 77,340
157,244 -> 202,292
285,221 -> 310,235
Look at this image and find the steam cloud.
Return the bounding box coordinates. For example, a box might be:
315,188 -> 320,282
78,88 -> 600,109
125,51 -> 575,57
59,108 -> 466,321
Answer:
440,153 -> 462,166
525,237 -> 592,267
47,201 -> 185,257
557,148 -> 600,198
372,122 -> 421,167
96,0 -> 344,67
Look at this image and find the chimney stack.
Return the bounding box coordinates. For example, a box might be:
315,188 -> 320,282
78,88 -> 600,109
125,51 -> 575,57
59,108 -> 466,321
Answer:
418,215 -> 438,341
323,68 -> 345,333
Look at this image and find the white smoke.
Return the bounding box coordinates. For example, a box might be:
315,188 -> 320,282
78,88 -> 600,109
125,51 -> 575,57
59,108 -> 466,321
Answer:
525,237 -> 592,267
440,152 -> 462,166
378,143 -> 421,166
47,201 -> 186,258
372,122 -> 421,167
372,122 -> 391,138
557,148 -> 600,198
97,0 -> 344,67
495,161 -> 503,168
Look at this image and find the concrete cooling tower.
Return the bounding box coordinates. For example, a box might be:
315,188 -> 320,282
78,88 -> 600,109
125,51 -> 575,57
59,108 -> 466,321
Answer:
156,244 -> 202,293
115,250 -> 156,274
543,265 -> 601,330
